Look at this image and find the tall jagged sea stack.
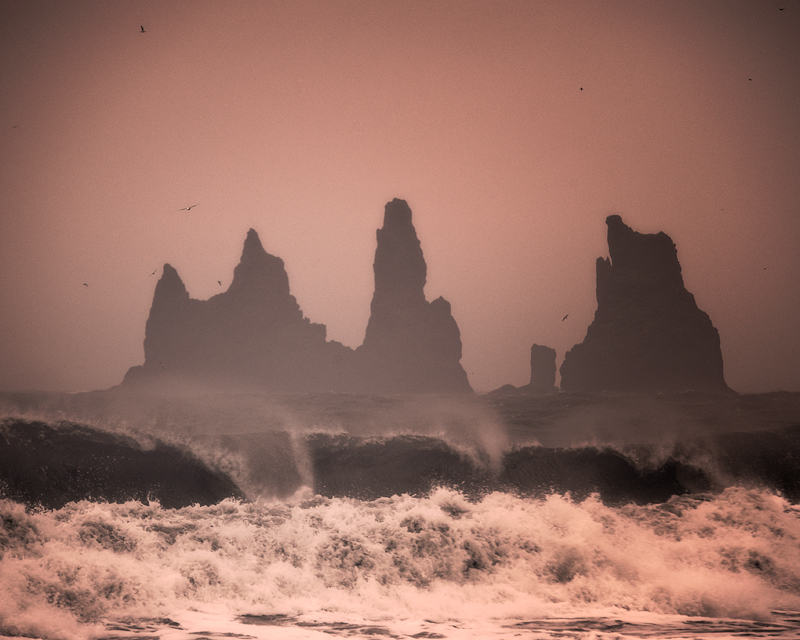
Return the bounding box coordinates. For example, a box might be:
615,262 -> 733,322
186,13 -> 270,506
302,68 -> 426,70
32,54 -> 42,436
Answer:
358,199 -> 471,394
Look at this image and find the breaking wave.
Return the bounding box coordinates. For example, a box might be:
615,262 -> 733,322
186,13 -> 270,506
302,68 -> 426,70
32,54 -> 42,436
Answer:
2,390 -> 800,638
2,488 -> 800,639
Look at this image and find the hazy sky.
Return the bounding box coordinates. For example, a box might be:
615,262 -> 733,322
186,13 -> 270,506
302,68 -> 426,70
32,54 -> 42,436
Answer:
1,0 -> 798,394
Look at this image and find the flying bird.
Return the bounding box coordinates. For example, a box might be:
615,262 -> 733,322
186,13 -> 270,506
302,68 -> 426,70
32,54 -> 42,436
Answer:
562,314 -> 569,321
83,283 -> 88,287
218,280 -> 222,286
178,204 -> 199,211
140,25 -> 146,33
149,268 -> 158,276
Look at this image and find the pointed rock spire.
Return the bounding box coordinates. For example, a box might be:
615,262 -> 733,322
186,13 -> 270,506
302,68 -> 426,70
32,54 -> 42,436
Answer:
361,199 -> 472,394
142,264 -> 192,376
152,264 -> 189,304
371,198 -> 427,301
227,229 -> 294,307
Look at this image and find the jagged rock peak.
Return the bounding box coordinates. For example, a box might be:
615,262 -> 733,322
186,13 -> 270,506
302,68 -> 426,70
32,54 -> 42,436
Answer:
243,228 -> 265,256
373,199 -> 426,298
159,263 -> 181,283
153,263 -> 189,302
383,198 -> 413,228
124,204 -> 471,395
236,228 -> 273,271
605,215 -> 683,283
560,214 -> 729,394
360,199 -> 472,394
228,228 -> 292,302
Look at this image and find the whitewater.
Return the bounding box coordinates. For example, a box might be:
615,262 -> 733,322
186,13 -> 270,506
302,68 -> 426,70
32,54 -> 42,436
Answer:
2,390 -> 800,639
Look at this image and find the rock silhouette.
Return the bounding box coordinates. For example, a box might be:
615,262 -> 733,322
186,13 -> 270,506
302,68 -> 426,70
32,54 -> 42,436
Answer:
357,199 -> 472,394
123,200 -> 471,394
559,215 -> 730,394
528,344 -> 558,393
124,230 -> 346,392
486,343 -> 557,396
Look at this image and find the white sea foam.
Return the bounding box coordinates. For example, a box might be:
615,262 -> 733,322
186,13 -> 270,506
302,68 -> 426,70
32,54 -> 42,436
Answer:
2,486 -> 800,639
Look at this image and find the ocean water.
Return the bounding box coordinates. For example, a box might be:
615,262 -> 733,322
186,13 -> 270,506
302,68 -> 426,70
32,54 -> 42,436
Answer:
2,390 -> 800,639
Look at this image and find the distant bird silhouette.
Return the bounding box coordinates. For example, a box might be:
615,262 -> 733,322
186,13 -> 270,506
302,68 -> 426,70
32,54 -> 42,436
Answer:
140,25 -> 146,33
178,204 -> 199,211
149,268 -> 157,276
562,314 -> 569,321
83,283 -> 88,287
217,280 -> 222,286
580,87 -> 583,91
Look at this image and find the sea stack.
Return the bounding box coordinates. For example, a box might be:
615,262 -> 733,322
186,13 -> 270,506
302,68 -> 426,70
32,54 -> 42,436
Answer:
357,199 -> 472,394
123,200 -> 472,395
124,229 -> 352,392
529,344 -> 557,394
559,215 -> 730,394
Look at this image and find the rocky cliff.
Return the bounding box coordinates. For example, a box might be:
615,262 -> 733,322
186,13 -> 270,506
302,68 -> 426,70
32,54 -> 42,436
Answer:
559,215 -> 730,394
123,200 -> 471,394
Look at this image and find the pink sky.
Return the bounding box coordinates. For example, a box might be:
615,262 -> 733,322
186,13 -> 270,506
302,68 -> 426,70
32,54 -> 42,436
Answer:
1,0 -> 798,394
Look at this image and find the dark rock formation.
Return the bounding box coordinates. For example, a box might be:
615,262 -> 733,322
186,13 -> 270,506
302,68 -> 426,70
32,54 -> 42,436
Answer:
485,344 -> 557,396
124,229 -> 353,392
529,344 -> 557,393
123,200 -> 471,395
357,199 -> 472,394
559,215 -> 730,394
